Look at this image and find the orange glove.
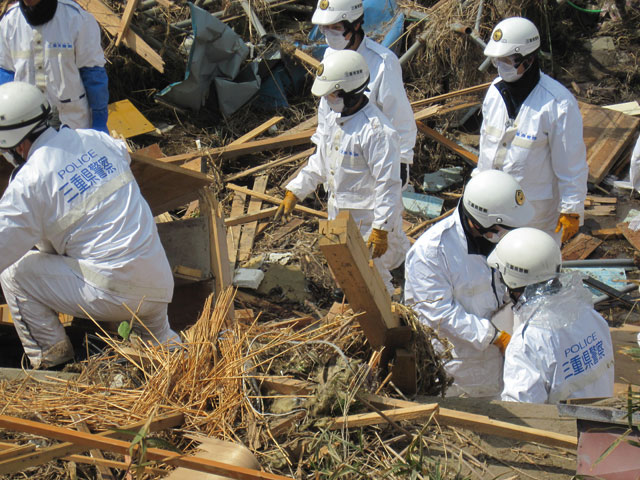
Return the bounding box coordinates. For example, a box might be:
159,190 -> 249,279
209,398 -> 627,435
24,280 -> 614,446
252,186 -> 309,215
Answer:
274,191 -> 298,222
555,213 -> 580,243
493,330 -> 511,355
366,228 -> 388,259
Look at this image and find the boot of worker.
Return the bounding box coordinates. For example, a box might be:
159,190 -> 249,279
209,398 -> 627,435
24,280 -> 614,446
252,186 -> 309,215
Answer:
39,336 -> 75,370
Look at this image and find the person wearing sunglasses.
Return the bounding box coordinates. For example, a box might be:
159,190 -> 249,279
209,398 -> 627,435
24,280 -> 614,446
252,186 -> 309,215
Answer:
404,170 -> 534,398
476,17 -> 588,245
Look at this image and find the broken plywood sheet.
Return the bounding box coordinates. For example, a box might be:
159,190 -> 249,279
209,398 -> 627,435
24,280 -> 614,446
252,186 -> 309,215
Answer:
129,152 -> 213,216
107,99 -> 155,139
561,233 -> 603,260
580,101 -> 640,184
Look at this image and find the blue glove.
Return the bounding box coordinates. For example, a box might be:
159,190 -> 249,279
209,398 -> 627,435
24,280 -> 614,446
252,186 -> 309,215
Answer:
79,66 -> 109,133
0,67 -> 15,85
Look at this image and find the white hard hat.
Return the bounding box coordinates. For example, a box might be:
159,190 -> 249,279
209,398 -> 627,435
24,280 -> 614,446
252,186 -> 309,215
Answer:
487,228 -> 562,289
312,0 -> 364,25
311,50 -> 369,97
0,82 -> 50,149
462,170 -> 534,229
484,17 -> 540,58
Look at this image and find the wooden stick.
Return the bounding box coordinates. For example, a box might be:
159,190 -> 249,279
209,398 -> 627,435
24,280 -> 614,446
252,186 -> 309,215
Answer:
229,117 -> 284,146
416,121 -> 478,166
225,206 -> 279,227
406,208 -> 455,237
226,184 -> 327,219
411,82 -> 492,108
238,175 -> 268,263
328,404 -> 439,430
162,129 -> 315,165
71,416 -> 117,480
0,412 -> 183,474
0,414 -> 292,480
293,49 -> 321,70
115,0 -> 141,47
224,148 -> 314,183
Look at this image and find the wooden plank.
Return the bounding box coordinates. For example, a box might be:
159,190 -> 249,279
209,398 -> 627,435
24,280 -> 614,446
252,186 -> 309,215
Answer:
416,121 -> 478,167
391,348 -> 417,395
227,191 -> 247,267
561,233 -> 603,261
618,222 -> 640,251
0,412 -> 183,474
410,82 -> 492,108
161,129 -> 315,165
229,117 -> 284,146
115,0 -> 141,47
172,265 -> 204,281
580,101 -> 640,184
318,212 -> 399,348
224,148 -> 314,183
585,204 -> 616,216
199,190 -> 234,305
226,184 -> 327,219
225,206 -> 278,227
107,99 -> 155,139
238,175 -> 268,263
586,195 -> 617,204
0,304 -> 73,327
70,416 -> 117,480
0,415 -> 292,480
0,444 -> 36,461
327,404 -> 439,430
270,218 -> 304,243
75,0 -> 164,73
293,48 -> 321,70
259,377 -> 314,395
360,394 -> 577,450
129,152 -> 213,216
592,227 -> 622,238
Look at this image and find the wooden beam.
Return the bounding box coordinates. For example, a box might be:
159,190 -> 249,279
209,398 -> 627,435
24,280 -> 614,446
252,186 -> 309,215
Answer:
416,121 -> 478,167
199,189 -> 234,306
0,412 -> 183,474
161,129 -> 315,165
226,184 -> 327,219
70,416 -> 117,480
75,0 -> 164,73
225,206 -> 278,227
561,233 -> 602,261
591,227 -> 622,238
227,191 -> 247,268
238,175 -> 268,263
229,117 -> 284,146
318,211 -> 399,348
0,415 -> 292,480
224,148 -> 314,183
293,48 -> 321,70
327,404 -> 439,430
410,82 -> 492,108
115,0 -> 141,47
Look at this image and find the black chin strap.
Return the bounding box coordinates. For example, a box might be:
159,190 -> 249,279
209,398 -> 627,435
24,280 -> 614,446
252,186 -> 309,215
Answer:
20,0 -> 58,26
342,17 -> 363,50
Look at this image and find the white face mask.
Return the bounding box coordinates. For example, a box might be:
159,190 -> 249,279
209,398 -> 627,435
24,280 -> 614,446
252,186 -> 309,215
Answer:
495,59 -> 523,83
321,27 -> 349,50
326,95 -> 345,113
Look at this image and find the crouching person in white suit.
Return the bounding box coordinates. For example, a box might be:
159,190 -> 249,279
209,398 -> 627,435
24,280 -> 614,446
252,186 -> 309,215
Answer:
488,228 -> 614,403
0,82 -> 177,369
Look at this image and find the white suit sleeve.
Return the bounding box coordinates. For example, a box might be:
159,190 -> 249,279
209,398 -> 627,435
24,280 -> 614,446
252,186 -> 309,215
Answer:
376,57 -> 416,164
549,97 -> 588,220
363,121 -> 401,230
0,16 -> 13,71
0,175 -> 43,273
501,328 -> 550,403
630,135 -> 640,192
75,10 -> 106,68
404,244 -> 496,351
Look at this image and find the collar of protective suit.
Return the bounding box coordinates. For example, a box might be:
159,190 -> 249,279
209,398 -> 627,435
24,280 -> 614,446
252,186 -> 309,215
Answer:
494,57 -> 541,120
19,0 -> 58,26
513,272 -> 592,329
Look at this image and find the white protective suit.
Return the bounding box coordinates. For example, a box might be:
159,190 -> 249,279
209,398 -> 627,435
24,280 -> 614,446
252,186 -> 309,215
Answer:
502,273 -> 614,403
286,102 -> 409,292
314,37 -> 417,167
475,73 -> 588,237
0,0 -> 105,129
404,209 -> 505,397
0,127 -> 176,368
629,134 -> 640,192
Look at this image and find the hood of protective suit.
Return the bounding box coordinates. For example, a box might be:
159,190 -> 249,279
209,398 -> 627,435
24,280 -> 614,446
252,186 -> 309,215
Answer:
514,272 -> 592,329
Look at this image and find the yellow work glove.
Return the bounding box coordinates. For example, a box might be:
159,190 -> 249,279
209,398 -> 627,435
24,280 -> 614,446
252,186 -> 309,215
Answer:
493,330 -> 511,355
366,228 -> 388,259
274,191 -> 298,222
555,213 -> 580,243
